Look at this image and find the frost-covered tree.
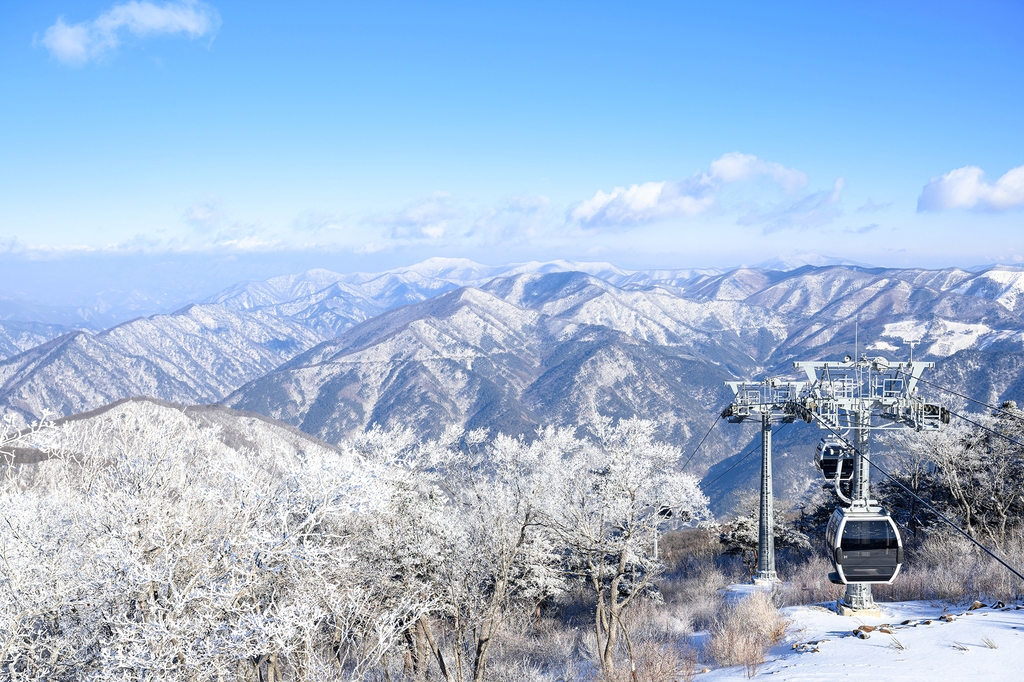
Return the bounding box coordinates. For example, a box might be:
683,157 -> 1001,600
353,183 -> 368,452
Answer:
881,404 -> 1024,541
0,403 -> 416,680
422,426 -> 572,682
347,425 -> 456,681
1,404 -> 716,680
545,417 -> 710,672
719,510 -> 811,577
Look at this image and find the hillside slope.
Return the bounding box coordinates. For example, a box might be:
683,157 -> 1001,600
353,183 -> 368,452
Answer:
0,304 -> 324,424
225,282 -> 742,457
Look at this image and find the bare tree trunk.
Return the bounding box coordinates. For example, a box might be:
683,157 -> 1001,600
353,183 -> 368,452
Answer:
592,572 -> 610,669
472,577 -> 510,682
251,654 -> 268,682
267,653 -> 281,682
602,573 -> 622,667
616,612 -> 640,682
404,625 -> 429,682
420,615 -> 452,681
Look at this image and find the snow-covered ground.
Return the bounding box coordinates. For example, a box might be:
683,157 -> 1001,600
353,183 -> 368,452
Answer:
703,597 -> 1024,681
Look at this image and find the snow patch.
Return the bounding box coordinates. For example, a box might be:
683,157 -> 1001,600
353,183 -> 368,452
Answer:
926,320 -> 993,357
867,340 -> 900,352
700,597 -> 1024,681
880,320 -> 930,343
979,330 -> 1024,350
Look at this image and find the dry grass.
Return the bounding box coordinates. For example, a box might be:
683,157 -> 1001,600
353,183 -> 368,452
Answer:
774,555 -> 845,607
772,529 -> 1024,609
872,530 -> 1024,605
660,562 -> 730,632
368,526 -> 1021,681
707,591 -> 788,678
482,605 -> 591,679
659,528 -> 720,568
598,641 -> 698,682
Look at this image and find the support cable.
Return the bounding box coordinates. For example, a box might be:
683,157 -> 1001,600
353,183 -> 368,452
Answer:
884,366 -> 1024,447
808,412 -> 1024,584
893,368 -> 1024,426
680,413 -> 721,471
947,409 -> 1024,450
701,422 -> 790,489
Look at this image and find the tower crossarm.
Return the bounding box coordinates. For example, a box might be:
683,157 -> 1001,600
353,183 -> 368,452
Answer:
722,378 -> 807,423
792,357 -> 947,430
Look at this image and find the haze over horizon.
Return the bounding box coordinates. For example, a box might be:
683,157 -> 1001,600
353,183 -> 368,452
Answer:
2,1 -> 1022,304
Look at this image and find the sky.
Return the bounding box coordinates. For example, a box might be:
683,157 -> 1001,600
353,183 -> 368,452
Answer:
1,1 -> 1022,305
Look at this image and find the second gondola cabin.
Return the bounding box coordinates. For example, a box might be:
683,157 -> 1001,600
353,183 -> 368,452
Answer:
826,506 -> 904,584
815,437 -> 854,482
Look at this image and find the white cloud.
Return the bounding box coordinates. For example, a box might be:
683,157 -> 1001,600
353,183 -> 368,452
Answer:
182,198 -> 268,248
917,164 -> 1024,212
857,199 -> 893,213
707,152 -> 808,193
40,1 -> 220,65
183,198 -> 226,232
373,192 -> 460,240
845,223 -> 880,235
569,152 -> 807,229
468,195 -> 551,243
0,237 -> 28,255
292,210 -> 346,233
569,181 -> 714,228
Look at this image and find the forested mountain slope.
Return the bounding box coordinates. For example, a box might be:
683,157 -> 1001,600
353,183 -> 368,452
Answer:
0,319 -> 74,361
0,304 -> 324,425
224,282 -> 742,456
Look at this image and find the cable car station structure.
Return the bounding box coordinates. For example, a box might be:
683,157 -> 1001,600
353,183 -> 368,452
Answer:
722,355 -> 948,615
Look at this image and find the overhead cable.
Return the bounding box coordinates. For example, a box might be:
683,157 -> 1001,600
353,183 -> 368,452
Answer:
681,412 -> 721,471
893,368 -> 1024,426
701,421 -> 790,489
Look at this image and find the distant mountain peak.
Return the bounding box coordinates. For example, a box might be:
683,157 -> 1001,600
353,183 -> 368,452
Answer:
753,253 -> 875,271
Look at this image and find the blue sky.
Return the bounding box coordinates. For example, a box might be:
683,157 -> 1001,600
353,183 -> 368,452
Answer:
1,1 -> 1022,302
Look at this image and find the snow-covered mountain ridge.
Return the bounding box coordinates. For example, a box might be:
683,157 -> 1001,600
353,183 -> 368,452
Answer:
2,260 -> 1023,513
0,319 -> 76,360
0,304 -> 325,425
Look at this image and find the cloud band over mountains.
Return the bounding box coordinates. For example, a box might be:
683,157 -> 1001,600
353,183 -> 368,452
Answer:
566,152 -> 852,233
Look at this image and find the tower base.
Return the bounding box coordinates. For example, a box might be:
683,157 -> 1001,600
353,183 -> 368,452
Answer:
836,600 -> 881,618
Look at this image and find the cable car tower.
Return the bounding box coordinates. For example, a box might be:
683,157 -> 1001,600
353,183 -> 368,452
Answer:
724,354 -> 948,614
795,355 -> 946,614
721,378 -> 807,584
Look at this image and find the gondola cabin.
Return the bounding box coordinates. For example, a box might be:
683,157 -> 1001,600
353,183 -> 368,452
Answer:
815,437 -> 854,482
825,506 -> 904,584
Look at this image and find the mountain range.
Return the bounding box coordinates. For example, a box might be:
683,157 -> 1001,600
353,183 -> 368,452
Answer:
2,257 -> 1023,514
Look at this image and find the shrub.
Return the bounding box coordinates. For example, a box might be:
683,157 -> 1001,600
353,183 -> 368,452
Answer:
661,562 -> 729,632
872,528 -> 1024,604
599,641 -> 697,682
707,591 -> 788,678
